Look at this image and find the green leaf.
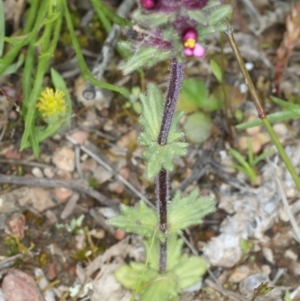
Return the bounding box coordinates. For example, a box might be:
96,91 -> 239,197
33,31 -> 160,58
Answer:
94,0 -> 131,27
253,282 -> 274,297
210,59 -> 223,83
122,47 -> 172,75
139,84 -> 188,178
184,112 -> 212,144
115,262 -> 158,291
236,111 -> 300,130
172,255 -> 208,290
229,148 -> 249,169
0,0 -> 4,57
252,147 -> 277,166
109,201 -> 159,238
271,96 -> 300,112
140,273 -> 177,301
133,10 -> 175,28
168,190 -> 215,234
51,68 -> 72,126
1,54 -> 24,75
178,79 -> 208,112
240,238 -> 250,253
208,4 -> 232,26
197,25 -> 216,39
186,10 -> 208,26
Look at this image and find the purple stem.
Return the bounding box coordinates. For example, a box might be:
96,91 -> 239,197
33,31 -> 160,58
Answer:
157,58 -> 184,273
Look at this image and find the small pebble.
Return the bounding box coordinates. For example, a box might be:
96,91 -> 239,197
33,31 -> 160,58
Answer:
285,249 -> 298,261
5,213 -> 26,240
115,229 -> 126,240
54,188 -> 73,202
31,167 -> 43,178
43,167 -> 55,178
52,148 -> 75,172
2,270 -> 44,301
69,131 -> 89,145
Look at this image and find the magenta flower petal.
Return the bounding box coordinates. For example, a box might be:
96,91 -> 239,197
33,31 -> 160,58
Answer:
184,48 -> 193,56
183,28 -> 197,41
141,0 -> 156,9
193,43 -> 205,58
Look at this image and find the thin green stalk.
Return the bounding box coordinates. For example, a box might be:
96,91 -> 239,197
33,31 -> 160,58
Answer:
22,33 -> 39,112
62,0 -> 130,97
225,24 -> 300,190
90,0 -> 111,33
23,0 -> 41,34
262,119 -> 300,188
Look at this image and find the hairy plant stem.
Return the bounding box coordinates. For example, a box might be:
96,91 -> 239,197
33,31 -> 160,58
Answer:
225,26 -> 300,190
157,58 -> 184,273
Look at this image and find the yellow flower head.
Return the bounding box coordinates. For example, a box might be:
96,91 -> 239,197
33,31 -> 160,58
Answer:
36,87 -> 66,117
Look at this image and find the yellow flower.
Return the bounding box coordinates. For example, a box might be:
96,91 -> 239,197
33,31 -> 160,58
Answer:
36,87 -> 66,117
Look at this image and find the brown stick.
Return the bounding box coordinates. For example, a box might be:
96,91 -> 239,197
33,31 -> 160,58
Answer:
0,174 -> 119,208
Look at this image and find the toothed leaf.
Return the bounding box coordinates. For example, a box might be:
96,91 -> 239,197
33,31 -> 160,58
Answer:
139,273 -> 177,301
172,255 -> 208,290
115,262 -> 158,291
168,189 -> 215,233
133,10 -> 176,28
109,201 -> 159,238
139,84 -> 188,179
208,4 -> 232,26
186,10 -> 208,26
122,47 -> 172,75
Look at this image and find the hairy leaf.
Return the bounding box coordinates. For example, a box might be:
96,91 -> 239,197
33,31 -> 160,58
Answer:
172,255 -> 208,290
133,10 -> 176,28
186,10 -> 208,26
109,201 -> 159,238
140,273 -> 177,301
168,189 -> 215,233
115,262 -> 158,291
208,4 -> 232,26
139,83 -> 188,178
122,47 -> 172,75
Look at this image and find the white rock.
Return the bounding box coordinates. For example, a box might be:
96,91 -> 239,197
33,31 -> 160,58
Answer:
203,234 -> 242,268
32,167 -> 44,178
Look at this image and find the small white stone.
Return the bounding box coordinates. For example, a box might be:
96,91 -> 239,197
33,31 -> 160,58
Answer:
32,167 -> 44,178
245,62 -> 254,70
262,247 -> 274,264
239,83 -> 248,94
285,249 -> 298,261
44,167 -> 55,178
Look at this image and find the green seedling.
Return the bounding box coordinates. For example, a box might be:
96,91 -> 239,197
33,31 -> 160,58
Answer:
177,78 -> 222,143
123,86 -> 142,114
237,96 -> 300,130
251,282 -> 274,301
229,139 -> 276,186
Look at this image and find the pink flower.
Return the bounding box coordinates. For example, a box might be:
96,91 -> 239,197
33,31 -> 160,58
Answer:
141,0 -> 156,9
182,28 -> 205,58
